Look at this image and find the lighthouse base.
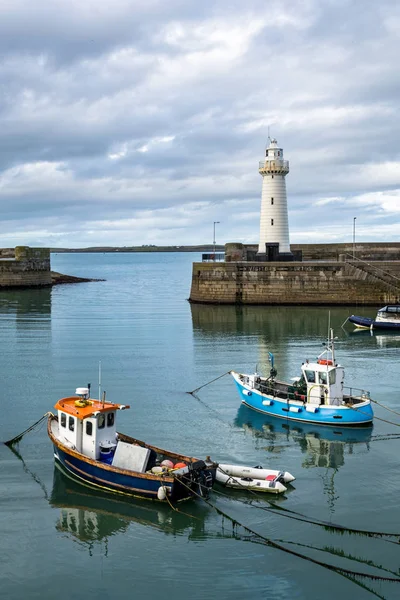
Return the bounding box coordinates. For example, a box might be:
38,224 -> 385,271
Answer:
257,243 -> 295,262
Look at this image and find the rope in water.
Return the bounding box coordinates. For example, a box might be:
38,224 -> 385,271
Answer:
176,476 -> 400,584
370,398 -> 400,418
187,371 -> 230,395
215,466 -> 400,539
4,413 -> 52,447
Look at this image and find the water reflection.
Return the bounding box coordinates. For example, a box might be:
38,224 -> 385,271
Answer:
347,328 -> 400,349
190,303 -> 355,378
235,404 -> 372,471
50,466 -> 215,554
190,303 -> 352,338
0,288 -> 51,317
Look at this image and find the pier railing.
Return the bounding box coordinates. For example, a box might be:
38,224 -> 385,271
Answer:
202,253 -> 225,262
344,253 -> 400,294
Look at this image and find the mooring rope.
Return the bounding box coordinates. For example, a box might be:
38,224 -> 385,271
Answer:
214,466 -> 400,539
189,392 -> 234,429
273,538 -> 400,578
4,413 -> 52,447
187,371 -> 230,395
177,476 -> 400,584
7,444 -> 49,500
348,404 -> 400,428
370,398 -> 400,418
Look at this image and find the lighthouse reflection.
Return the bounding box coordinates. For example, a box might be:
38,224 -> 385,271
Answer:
50,466 -> 214,554
234,404 -> 372,471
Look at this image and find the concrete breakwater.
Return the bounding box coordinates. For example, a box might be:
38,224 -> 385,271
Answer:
0,247 -> 52,287
0,247 -> 95,288
189,243 -> 400,305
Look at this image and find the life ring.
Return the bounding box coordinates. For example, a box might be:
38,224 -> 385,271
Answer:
317,359 -> 333,366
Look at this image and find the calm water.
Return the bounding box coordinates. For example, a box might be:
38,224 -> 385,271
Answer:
1,252 -> 399,599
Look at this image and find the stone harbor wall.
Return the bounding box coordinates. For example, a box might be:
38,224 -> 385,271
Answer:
0,247 -> 52,288
189,260 -> 400,305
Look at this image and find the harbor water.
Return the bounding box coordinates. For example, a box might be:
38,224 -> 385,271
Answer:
0,252 -> 399,599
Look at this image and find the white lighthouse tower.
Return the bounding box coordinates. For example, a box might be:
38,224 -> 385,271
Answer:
258,138 -> 292,259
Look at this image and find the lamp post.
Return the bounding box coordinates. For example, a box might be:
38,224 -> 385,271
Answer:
213,221 -> 220,260
353,217 -> 356,259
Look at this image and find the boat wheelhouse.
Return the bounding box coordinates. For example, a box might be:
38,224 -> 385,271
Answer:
48,386 -> 216,502
231,330 -> 373,427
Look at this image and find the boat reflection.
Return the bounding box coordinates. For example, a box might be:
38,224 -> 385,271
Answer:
50,465 -> 215,553
348,328 -> 400,348
234,404 -> 372,470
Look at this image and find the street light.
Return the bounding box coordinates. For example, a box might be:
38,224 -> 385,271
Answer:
353,217 -> 356,259
213,221 -> 220,260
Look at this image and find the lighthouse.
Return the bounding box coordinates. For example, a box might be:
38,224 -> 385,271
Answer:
258,138 -> 292,259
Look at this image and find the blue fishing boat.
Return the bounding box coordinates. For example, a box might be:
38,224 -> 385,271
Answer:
230,330 -> 374,427
349,305 -> 400,330
47,386 -> 216,502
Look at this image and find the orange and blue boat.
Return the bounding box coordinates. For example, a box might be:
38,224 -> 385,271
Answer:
47,386 -> 216,502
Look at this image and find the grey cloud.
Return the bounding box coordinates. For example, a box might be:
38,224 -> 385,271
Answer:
0,0 -> 398,247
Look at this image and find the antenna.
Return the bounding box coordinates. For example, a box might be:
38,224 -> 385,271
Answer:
98,361 -> 101,402
268,125 -> 271,143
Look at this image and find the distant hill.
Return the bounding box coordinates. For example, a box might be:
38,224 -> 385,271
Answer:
50,245 -> 225,253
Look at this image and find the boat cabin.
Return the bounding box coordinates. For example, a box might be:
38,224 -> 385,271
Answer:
376,305 -> 400,323
54,387 -> 129,461
300,360 -> 344,406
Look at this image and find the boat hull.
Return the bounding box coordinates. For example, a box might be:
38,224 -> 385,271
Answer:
349,315 -> 400,330
48,417 -> 215,502
232,375 -> 373,426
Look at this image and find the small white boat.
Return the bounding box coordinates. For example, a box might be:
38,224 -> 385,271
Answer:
216,463 -> 295,494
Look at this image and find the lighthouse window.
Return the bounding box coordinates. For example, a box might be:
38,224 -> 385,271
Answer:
98,413 -> 105,429
86,421 -> 93,436
271,219 -> 274,226
60,413 -> 67,428
107,412 -> 115,427
271,197 -> 274,205
271,175 -> 274,179
68,416 -> 75,432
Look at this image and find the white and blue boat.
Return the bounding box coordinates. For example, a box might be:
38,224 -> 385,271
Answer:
231,330 -> 374,427
48,386 -> 216,502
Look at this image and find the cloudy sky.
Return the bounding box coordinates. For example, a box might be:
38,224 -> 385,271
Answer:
0,0 -> 399,248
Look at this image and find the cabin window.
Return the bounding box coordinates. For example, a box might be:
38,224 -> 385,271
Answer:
304,370 -> 315,383
107,412 -> 114,427
60,413 -> 66,428
329,370 -> 336,385
98,413 -> 105,429
68,416 -> 75,432
318,372 -> 327,385
86,421 -> 93,436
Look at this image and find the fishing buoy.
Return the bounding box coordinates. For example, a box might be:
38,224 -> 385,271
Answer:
152,466 -> 164,474
174,462 -> 187,470
161,459 -> 174,469
157,486 -> 167,501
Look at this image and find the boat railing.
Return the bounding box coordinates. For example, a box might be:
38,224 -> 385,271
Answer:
343,386 -> 370,401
